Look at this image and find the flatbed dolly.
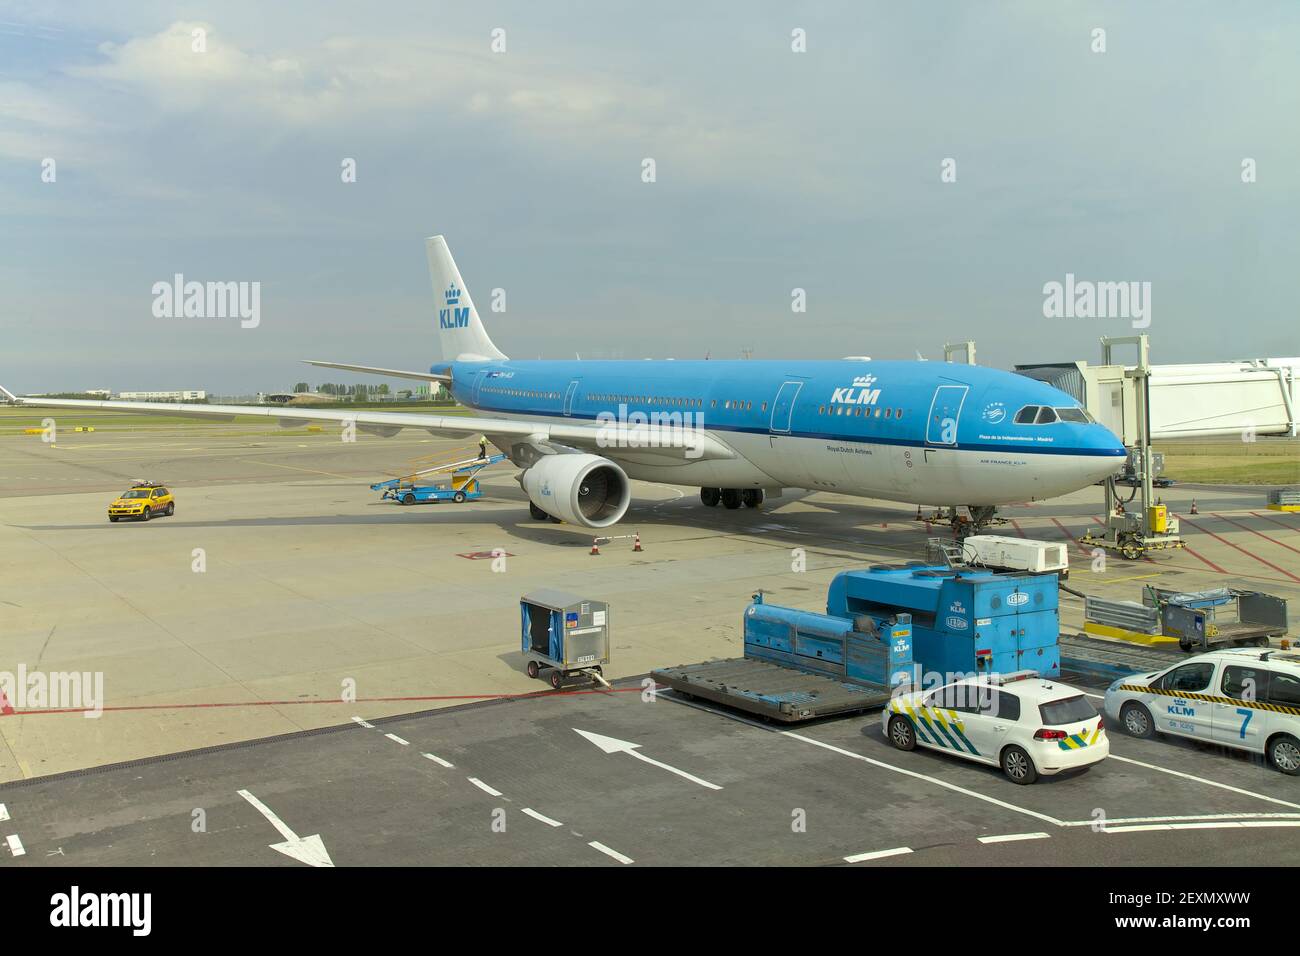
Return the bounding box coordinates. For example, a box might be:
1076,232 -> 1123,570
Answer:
652,658 -> 896,723
1059,633 -> 1185,684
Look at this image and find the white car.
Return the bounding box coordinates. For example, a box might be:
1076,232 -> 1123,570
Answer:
882,670 -> 1109,784
1103,648 -> 1300,775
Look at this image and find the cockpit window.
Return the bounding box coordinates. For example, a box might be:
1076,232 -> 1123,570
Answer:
1034,406 -> 1059,424
1014,405 -> 1040,425
1055,407 -> 1091,424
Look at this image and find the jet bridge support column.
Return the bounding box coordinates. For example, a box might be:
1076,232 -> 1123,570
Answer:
1080,335 -> 1186,560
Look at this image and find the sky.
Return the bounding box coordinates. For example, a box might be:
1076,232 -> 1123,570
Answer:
1,1 -> 1297,394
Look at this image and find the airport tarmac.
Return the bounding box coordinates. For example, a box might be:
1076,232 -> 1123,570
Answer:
1,414 -> 1298,865
2,677 -> 1300,867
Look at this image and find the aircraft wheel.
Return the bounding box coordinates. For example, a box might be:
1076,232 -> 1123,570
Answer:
742,489 -> 763,508
721,488 -> 742,510
700,487 -> 721,507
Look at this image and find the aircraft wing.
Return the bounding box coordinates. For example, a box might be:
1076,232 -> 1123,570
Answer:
1,392 -> 737,462
302,360 -> 451,383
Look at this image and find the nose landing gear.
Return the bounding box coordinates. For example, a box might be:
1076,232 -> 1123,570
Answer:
915,504 -> 1005,538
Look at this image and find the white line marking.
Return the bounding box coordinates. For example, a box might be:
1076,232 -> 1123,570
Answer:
1061,811 -> 1300,828
978,832 -> 1051,844
384,733 -> 409,746
588,840 -> 634,864
573,728 -> 722,790
6,834 -> 25,857
1102,824 -> 1168,833
1239,820 -> 1300,828
844,846 -> 913,863
1104,820 -> 1300,834
1106,753 -> 1300,810
521,808 -> 563,827
236,789 -> 334,867
0,804 -> 8,822
781,731 -> 1065,826
467,777 -> 503,797
422,752 -> 454,768
351,716 -> 375,729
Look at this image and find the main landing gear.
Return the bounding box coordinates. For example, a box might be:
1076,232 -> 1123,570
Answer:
700,487 -> 763,509
528,501 -> 562,523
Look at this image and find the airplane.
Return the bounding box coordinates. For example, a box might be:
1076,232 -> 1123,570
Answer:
2,236 -> 1127,531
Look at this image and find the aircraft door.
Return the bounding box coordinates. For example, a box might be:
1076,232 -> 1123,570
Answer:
471,370 -> 487,405
925,384 -> 969,446
769,381 -> 802,433
563,380 -> 580,416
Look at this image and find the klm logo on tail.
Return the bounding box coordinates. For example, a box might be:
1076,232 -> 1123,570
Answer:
440,284 -> 471,329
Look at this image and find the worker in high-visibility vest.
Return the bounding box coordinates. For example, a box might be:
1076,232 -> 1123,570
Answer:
478,435 -> 487,459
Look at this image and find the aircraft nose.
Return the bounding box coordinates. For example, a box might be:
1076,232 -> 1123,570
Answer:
1089,426 -> 1127,479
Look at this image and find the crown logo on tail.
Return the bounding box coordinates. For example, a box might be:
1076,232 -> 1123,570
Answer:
444,284 -> 461,306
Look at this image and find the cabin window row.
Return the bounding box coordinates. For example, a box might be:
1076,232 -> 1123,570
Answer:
589,394 -> 704,408
817,405 -> 905,419
482,386 -> 561,399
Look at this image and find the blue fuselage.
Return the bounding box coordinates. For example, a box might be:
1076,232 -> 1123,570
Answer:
439,358 -> 1126,505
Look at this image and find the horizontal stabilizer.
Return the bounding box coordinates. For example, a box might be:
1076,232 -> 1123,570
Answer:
302,360 -> 451,383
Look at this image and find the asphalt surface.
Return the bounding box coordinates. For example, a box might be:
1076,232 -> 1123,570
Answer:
1,674 -> 1297,867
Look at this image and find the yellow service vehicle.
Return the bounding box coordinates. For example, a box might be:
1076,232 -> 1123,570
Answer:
108,481 -> 175,522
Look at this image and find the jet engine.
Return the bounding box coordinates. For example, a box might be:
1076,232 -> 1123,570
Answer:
520,454 -> 631,528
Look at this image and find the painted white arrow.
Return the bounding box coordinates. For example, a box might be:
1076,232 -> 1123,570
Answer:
573,729 -> 721,790
237,789 -> 335,867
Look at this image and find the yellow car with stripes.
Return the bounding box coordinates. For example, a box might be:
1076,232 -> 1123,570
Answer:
883,670 -> 1109,784
1103,648 -> 1300,775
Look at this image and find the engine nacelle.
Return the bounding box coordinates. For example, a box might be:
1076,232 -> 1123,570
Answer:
520,454 -> 631,529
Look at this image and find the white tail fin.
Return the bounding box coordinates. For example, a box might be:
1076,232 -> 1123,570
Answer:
426,235 -> 507,362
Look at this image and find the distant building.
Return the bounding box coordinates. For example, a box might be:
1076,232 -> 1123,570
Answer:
86,389 -> 111,398
118,390 -> 207,401
258,392 -> 337,405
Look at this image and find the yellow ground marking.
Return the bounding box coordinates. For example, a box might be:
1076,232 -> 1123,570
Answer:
1100,572 -> 1165,584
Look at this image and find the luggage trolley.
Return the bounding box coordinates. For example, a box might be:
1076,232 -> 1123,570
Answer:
520,590 -> 611,689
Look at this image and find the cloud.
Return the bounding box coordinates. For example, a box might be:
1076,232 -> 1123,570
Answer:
60,20 -> 783,181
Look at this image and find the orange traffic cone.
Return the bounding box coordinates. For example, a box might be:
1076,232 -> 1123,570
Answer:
1190,499 -> 1198,515
590,538 -> 601,555
633,532 -> 643,552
